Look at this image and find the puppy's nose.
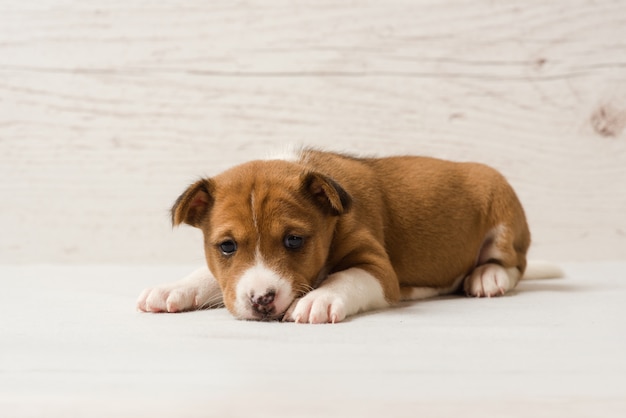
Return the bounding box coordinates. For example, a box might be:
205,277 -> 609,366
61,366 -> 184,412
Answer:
251,291 -> 275,307
250,291 -> 276,316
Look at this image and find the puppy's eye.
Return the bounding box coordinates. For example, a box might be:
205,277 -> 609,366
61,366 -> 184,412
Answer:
284,235 -> 304,250
218,240 -> 237,256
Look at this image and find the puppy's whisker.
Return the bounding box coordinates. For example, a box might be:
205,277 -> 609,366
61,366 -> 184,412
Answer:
292,283 -> 314,297
198,294 -> 225,309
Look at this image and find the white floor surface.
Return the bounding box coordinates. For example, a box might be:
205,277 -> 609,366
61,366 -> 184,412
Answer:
1,263 -> 625,417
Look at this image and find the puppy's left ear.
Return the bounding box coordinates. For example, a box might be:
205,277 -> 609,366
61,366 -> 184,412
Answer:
301,172 -> 352,216
171,178 -> 215,227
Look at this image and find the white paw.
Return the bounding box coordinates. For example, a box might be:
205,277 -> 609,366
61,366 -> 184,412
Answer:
137,285 -> 203,313
464,264 -> 519,298
283,288 -> 347,324
137,267 -> 223,313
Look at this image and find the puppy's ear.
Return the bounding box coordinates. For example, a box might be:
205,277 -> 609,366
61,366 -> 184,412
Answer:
301,172 -> 352,216
171,179 -> 215,227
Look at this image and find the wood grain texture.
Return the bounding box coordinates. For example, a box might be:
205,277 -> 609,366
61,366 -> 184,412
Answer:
1,0 -> 625,263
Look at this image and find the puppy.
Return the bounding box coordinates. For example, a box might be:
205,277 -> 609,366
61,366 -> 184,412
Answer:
137,149 -> 546,323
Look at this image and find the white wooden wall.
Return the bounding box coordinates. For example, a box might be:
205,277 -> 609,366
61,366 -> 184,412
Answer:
1,0 -> 625,264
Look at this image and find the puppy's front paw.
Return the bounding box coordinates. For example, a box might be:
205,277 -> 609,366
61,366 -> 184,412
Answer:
137,285 -> 201,313
137,267 -> 222,314
464,263 -> 518,298
283,289 -> 347,324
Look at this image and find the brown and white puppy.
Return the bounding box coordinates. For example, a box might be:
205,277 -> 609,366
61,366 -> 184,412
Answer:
137,149 -> 550,323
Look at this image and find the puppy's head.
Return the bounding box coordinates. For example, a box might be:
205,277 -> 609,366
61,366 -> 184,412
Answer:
171,160 -> 351,320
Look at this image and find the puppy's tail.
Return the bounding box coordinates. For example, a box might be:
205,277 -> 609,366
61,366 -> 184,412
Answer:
522,261 -> 564,280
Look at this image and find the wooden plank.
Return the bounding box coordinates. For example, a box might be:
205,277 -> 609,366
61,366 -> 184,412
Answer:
1,0 -> 625,263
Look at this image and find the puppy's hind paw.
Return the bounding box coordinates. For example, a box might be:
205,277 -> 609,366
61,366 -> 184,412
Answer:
464,263 -> 520,298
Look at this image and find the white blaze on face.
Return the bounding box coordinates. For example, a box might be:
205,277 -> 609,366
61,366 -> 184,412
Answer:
234,256 -> 294,319
250,190 -> 259,233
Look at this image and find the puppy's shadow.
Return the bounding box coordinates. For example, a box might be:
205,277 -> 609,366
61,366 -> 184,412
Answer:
389,278 -> 583,310
344,278 -> 585,323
